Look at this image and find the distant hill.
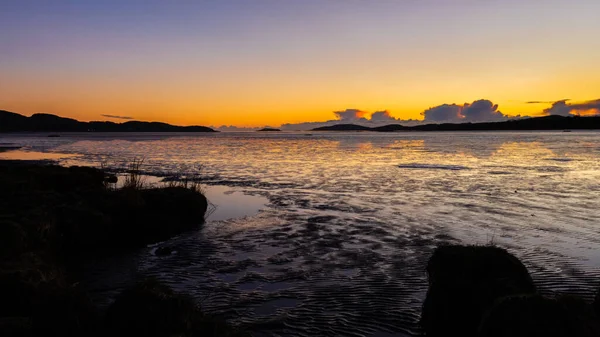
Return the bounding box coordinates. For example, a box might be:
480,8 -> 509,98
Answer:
0,110 -> 217,132
257,128 -> 281,132
371,124 -> 407,132
312,115 -> 600,132
312,124 -> 372,131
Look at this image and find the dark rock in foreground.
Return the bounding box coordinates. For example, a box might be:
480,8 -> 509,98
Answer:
421,245 -> 536,337
422,245 -> 600,337
106,279 -> 247,337
595,286 -> 600,315
479,295 -> 600,337
0,253 -> 98,337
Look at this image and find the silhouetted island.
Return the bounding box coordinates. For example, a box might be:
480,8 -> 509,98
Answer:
312,124 -> 372,131
257,128 -> 281,132
0,110 -> 217,132
312,115 -> 600,132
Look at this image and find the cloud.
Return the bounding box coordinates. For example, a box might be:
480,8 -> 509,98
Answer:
543,100 -> 571,116
280,109 -> 421,130
333,109 -> 368,121
462,100 -> 505,122
370,110 -> 395,121
421,104 -> 462,123
421,99 -> 509,123
215,125 -> 261,132
102,114 -> 133,120
280,99 -> 519,131
526,99 -> 570,104
543,99 -> 600,116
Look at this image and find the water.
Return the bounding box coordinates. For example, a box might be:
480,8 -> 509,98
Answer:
2,131 -> 600,336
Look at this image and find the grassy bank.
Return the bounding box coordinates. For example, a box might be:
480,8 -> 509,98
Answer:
0,162 -> 244,336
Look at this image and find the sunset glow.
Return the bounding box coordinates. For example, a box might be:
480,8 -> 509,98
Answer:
2,0 -> 600,127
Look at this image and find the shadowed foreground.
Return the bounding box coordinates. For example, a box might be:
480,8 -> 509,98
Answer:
1,163 -> 600,336
0,163 -> 246,336
423,245 -> 600,337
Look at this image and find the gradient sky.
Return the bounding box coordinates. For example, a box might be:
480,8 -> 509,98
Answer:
2,0 -> 599,127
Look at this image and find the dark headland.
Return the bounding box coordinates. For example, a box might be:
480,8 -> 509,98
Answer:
312,115 -> 600,131
0,110 -> 217,132
257,127 -> 281,132
0,162 -> 246,336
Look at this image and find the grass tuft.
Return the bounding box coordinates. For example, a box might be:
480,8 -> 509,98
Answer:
122,158 -> 146,190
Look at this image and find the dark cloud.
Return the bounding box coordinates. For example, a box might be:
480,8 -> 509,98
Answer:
101,114 -> 133,120
370,110 -> 396,121
462,100 -> 505,122
543,100 -> 571,116
421,99 -> 509,123
421,104 -> 462,122
543,99 -> 600,116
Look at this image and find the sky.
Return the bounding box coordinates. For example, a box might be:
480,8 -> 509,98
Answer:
1,0 -> 600,128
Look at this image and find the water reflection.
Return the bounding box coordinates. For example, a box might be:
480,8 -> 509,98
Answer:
204,185 -> 267,221
0,149 -> 79,161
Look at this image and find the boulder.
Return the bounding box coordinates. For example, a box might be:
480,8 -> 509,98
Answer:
421,245 -> 536,337
105,279 -> 247,337
594,286 -> 600,315
478,295 -> 600,337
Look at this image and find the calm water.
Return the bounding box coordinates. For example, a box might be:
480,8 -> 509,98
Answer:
2,131 -> 600,336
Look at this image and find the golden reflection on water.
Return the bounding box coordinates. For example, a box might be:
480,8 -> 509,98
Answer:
0,150 -> 79,161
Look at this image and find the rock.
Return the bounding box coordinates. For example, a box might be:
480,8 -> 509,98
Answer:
0,254 -> 97,337
478,295 -> 600,337
155,246 -> 176,256
421,245 -> 536,337
0,220 -> 27,259
0,317 -> 33,337
594,286 -> 600,315
104,174 -> 118,184
105,279 -> 247,337
105,279 -> 198,337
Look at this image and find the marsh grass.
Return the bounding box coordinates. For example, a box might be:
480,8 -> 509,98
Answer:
163,178 -> 204,194
162,178 -> 217,221
122,158 -> 146,190
160,165 -> 217,220
486,231 -> 498,246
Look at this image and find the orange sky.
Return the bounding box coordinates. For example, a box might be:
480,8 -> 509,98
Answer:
2,1 -> 599,127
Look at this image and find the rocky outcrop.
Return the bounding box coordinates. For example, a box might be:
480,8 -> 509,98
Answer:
105,279 -> 247,337
422,245 -> 600,337
421,245 -> 536,337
